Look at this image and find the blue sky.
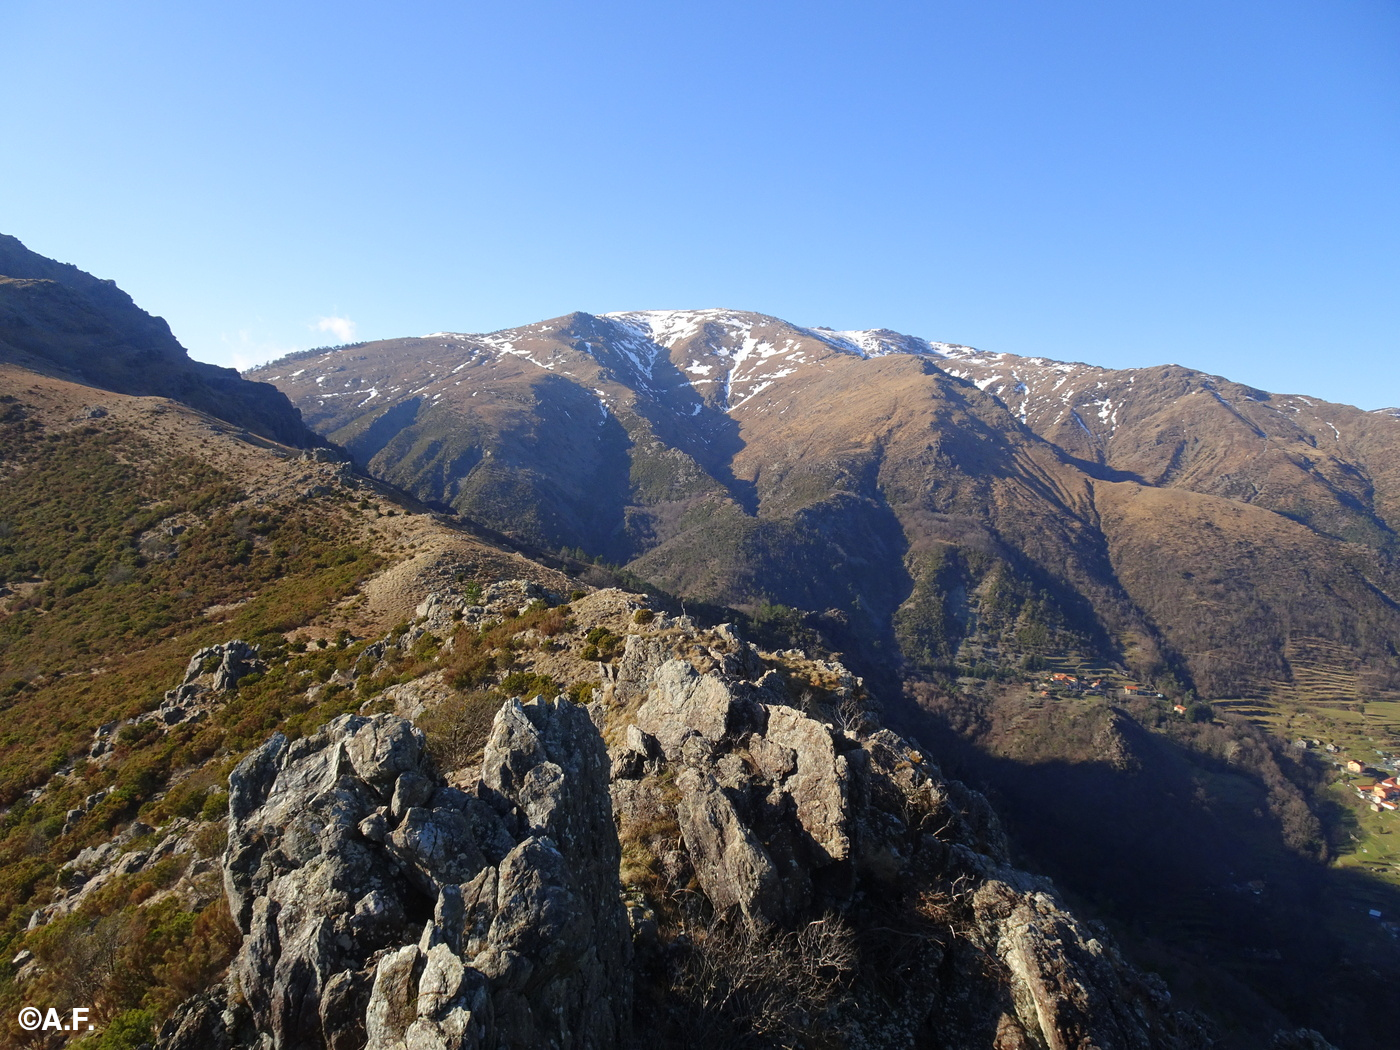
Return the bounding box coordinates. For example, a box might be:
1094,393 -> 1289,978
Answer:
2,0 -> 1397,408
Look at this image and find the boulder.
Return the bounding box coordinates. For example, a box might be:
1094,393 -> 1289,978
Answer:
674,767 -> 780,922
762,704 -> 852,864
635,659 -> 756,760
165,707 -> 630,1050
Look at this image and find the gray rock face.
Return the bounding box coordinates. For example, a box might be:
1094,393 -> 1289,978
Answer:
185,639 -> 264,693
674,766 -> 781,921
763,704 -> 851,864
609,626 -> 1213,1049
162,704 -> 629,1050
635,659 -> 748,757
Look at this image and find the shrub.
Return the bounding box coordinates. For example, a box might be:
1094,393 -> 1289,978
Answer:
500,671 -> 558,699
198,790 -> 229,822
92,1008 -> 155,1050
582,626 -> 623,662
419,692 -> 502,770
673,914 -> 857,1046
192,821 -> 227,858
567,681 -> 598,705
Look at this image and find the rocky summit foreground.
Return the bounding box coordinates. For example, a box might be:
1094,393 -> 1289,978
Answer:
152,598 -> 1223,1050
160,700 -> 628,1050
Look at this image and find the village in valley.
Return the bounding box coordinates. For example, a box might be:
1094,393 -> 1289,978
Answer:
1339,756 -> 1400,811
1002,656 -> 1400,928
1019,665 -> 1400,805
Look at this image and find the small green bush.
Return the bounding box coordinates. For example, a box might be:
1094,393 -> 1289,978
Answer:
581,625 -> 623,662
500,671 -> 558,699
92,1008 -> 155,1050
198,790 -> 228,822
567,681 -> 598,705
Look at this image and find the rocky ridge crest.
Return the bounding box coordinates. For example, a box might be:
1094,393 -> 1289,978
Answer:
0,233 -> 317,447
161,697 -> 629,1050
150,587 -> 1225,1049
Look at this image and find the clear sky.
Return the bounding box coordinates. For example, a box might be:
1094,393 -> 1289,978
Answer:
2,1 -> 1397,408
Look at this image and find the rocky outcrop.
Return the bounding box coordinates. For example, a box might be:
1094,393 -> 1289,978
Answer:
41,817 -> 222,925
146,606 -> 1245,1048
184,640 -> 264,694
91,640 -> 263,758
159,702 -> 629,1050
608,630 -> 1212,1049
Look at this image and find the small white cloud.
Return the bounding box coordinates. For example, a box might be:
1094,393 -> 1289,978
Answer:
314,316 -> 357,344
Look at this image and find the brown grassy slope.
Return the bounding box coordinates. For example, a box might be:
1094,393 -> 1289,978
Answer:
0,363 -> 572,787
252,313 -> 1400,702
1092,479 -> 1400,698
0,362 -> 584,1033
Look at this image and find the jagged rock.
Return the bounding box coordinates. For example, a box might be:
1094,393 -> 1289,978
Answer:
155,986 -> 252,1050
169,705 -> 630,1050
609,725 -> 659,780
972,879 -> 1175,1050
674,767 -> 781,921
748,733 -> 796,780
42,818 -> 218,924
762,704 -> 851,864
139,582 -> 1253,1048
611,635 -> 674,707
344,716 -> 423,791
389,771 -> 435,818
635,659 -> 756,760
385,800 -> 488,894
89,720 -> 119,758
415,592 -> 465,633
184,639 -> 263,693
601,624 -> 1215,1048
706,623 -> 767,679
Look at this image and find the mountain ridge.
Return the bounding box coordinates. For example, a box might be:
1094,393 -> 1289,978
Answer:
250,308 -> 1400,703
0,245 -> 1387,1048
0,233 -> 318,447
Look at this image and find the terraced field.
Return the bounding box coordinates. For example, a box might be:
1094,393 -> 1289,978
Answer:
1214,668 -> 1400,896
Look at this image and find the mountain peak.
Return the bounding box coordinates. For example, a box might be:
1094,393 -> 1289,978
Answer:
600,308 -> 982,363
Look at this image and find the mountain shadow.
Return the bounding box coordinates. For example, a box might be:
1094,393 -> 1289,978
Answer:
900,686 -> 1400,1050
